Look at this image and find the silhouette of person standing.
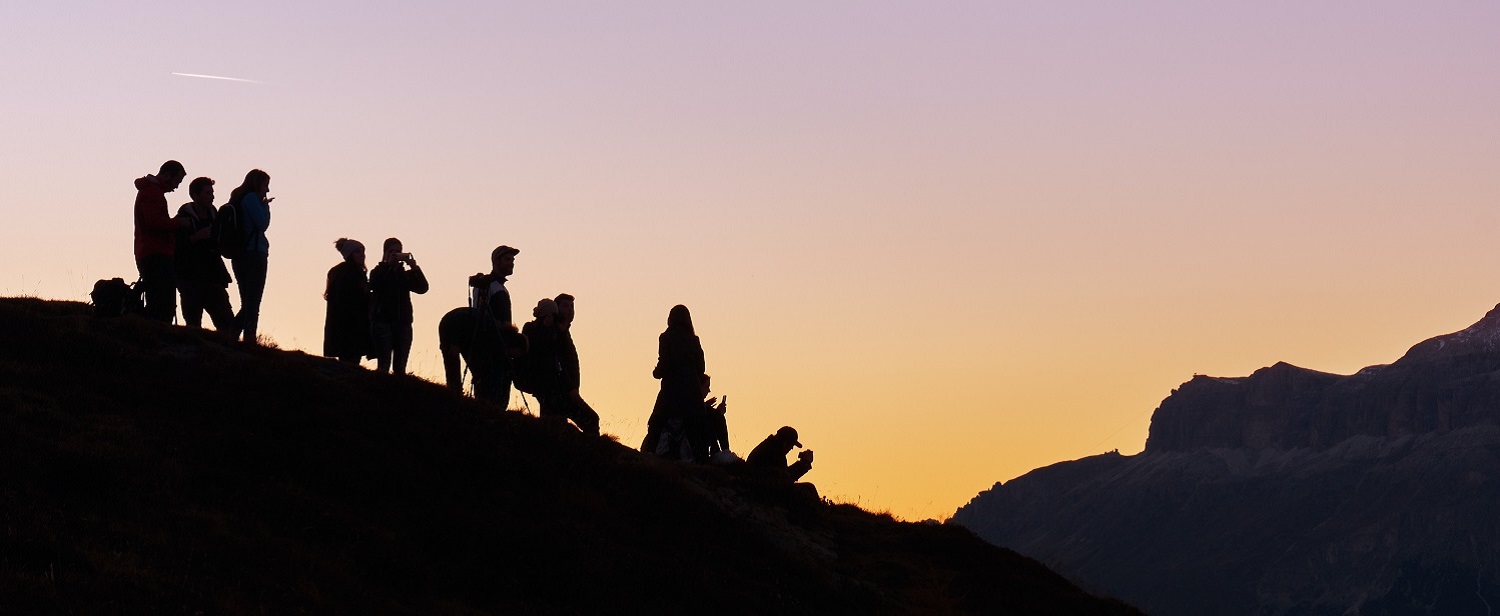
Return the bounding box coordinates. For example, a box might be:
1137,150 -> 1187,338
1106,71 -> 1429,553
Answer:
522,297 -> 565,417
324,238 -> 372,365
747,426 -> 813,481
174,177 -> 234,331
554,293 -> 601,436
369,237 -> 428,374
226,169 -> 272,343
133,160 -> 188,323
471,245 -> 522,406
642,305 -> 706,458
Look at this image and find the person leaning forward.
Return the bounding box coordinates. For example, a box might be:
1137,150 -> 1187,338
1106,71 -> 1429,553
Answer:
134,160 -> 189,324
747,426 -> 813,482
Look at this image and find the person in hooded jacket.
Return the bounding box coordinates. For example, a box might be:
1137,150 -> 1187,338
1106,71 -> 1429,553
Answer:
133,160 -> 189,323
324,238 -> 372,365
174,177 -> 234,331
641,304 -> 706,459
226,169 -> 272,343
369,237 -> 429,374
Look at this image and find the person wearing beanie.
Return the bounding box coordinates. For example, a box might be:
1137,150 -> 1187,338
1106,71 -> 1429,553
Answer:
323,238 -> 372,365
520,297 -> 566,420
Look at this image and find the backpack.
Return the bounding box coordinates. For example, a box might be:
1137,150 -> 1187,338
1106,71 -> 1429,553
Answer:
216,202 -> 248,260
90,278 -> 145,317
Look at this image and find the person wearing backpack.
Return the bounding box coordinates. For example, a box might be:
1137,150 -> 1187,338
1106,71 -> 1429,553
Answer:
225,169 -> 272,343
368,237 -> 429,374
174,177 -> 234,331
323,238 -> 373,365
133,160 -> 189,324
469,245 -> 524,406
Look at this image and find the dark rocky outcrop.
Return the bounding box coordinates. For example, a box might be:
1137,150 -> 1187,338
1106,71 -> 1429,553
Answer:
954,304 -> 1500,616
0,298 -> 1139,615
1148,304 -> 1500,453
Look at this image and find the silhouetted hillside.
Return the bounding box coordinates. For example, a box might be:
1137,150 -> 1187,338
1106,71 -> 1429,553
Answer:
954,305 -> 1500,616
0,298 -> 1137,615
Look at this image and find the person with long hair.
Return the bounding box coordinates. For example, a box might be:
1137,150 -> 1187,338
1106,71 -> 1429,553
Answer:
323,238 -> 372,365
642,304 -> 707,459
225,169 -> 272,343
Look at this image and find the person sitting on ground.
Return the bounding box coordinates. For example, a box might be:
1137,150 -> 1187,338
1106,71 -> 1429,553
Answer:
694,374 -> 731,463
369,237 -> 429,374
174,176 -> 234,331
323,238 -> 372,365
747,426 -> 813,482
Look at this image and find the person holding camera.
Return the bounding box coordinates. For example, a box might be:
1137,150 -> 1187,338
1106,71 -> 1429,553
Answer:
747,426 -> 813,482
369,237 -> 429,374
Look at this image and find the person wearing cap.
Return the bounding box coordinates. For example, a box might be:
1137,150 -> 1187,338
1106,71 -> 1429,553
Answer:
469,245 -> 523,405
747,426 -> 813,481
323,238 -> 372,365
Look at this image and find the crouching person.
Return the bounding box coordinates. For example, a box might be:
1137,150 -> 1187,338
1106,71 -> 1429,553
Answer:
746,425 -> 818,501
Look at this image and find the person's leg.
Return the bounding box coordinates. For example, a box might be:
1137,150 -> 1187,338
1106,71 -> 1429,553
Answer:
136,255 -> 176,324
178,278 -> 204,328
204,285 -> 235,332
233,254 -> 268,342
371,321 -> 394,373
567,392 -> 601,436
392,322 -> 413,375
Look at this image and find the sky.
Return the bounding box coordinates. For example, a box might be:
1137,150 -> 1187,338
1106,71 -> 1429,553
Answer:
3,1 -> 1499,521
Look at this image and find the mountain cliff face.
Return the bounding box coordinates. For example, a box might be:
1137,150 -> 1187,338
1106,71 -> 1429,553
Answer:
954,305 -> 1500,616
1148,304 -> 1500,453
0,298 -> 1139,615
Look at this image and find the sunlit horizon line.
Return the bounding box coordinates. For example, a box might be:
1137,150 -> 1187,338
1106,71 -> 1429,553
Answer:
171,72 -> 261,84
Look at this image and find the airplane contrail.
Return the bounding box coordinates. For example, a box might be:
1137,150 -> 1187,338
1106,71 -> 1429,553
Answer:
171,72 -> 261,84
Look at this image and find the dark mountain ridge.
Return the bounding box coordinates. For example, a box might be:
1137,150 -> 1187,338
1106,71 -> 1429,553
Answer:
0,298 -> 1137,615
954,304 -> 1500,616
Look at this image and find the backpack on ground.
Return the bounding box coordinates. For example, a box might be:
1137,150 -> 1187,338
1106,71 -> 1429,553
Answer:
90,278 -> 145,317
215,203 -> 247,260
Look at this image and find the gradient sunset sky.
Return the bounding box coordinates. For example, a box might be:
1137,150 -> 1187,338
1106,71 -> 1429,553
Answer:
3,2 -> 1498,520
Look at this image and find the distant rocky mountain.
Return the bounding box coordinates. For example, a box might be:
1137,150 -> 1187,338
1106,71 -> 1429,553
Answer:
954,305 -> 1500,616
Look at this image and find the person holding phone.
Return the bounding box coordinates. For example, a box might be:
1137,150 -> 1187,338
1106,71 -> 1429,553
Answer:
369,237 -> 429,374
227,169 -> 272,343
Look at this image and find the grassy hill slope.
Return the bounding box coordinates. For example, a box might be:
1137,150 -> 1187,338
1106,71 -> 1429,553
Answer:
0,298 -> 1137,615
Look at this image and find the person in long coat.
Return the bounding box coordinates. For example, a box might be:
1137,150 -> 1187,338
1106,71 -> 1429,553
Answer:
642,304 -> 706,458
324,238 -> 372,364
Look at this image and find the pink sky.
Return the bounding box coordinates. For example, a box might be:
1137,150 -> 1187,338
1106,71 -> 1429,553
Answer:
3,2 -> 1499,520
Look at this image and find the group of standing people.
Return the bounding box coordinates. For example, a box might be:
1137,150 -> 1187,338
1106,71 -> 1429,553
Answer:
131,159 -> 811,483
322,237 -> 430,374
132,160 -> 271,343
